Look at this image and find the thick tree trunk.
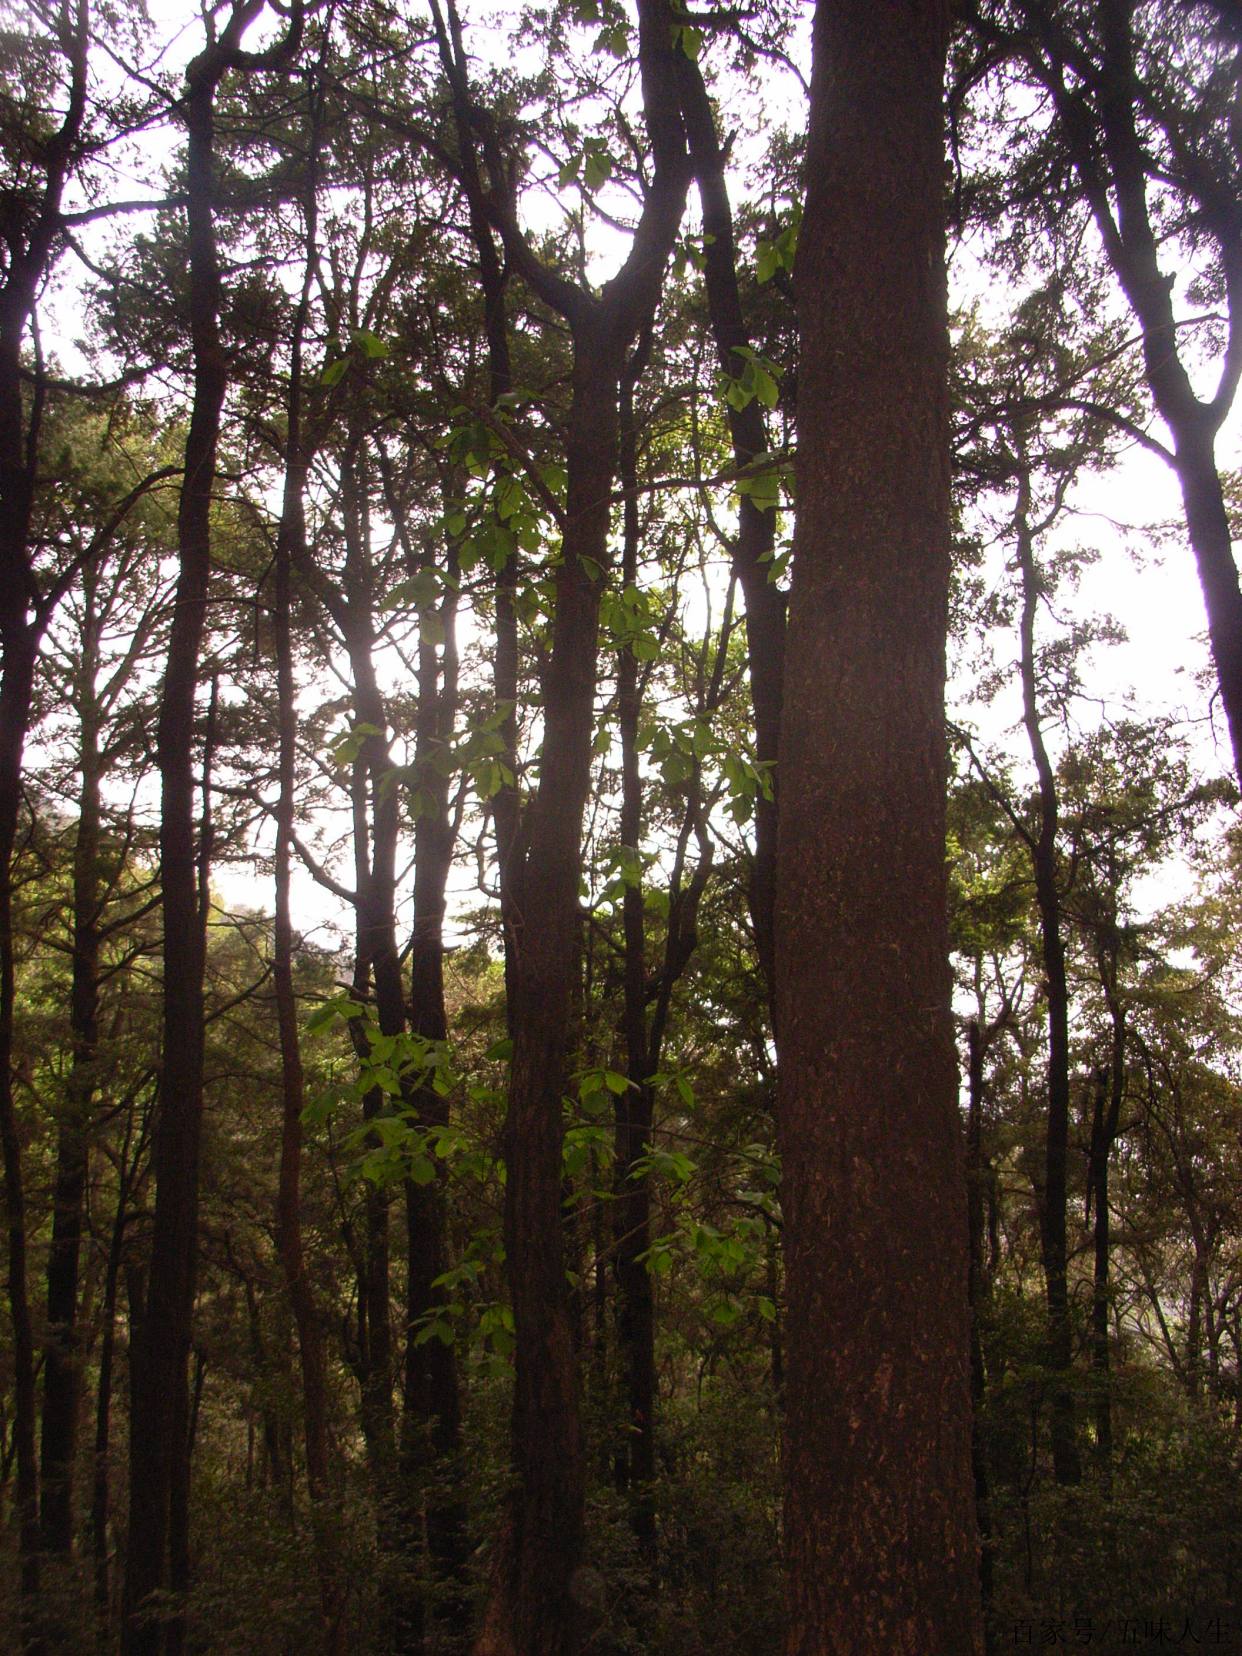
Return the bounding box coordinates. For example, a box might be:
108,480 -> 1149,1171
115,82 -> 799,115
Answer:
774,3 -> 983,1651
1015,476 -> 1082,1489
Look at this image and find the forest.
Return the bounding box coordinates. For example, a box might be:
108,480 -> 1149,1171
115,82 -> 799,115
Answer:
1,0 -> 1241,1651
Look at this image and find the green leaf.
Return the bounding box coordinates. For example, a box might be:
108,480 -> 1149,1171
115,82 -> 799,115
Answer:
414,1317 -> 455,1348
672,22 -> 703,58
594,21 -> 628,55
583,146 -> 612,190
319,356 -> 349,387
756,242 -> 780,284
353,328 -> 390,360
329,721 -> 384,766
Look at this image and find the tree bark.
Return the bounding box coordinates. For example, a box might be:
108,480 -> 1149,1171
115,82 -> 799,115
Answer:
452,6 -> 688,1650
675,49 -> 786,1003
774,3 -> 983,1650
273,384 -> 342,1651
613,346 -> 658,1566
401,490 -> 467,1620
966,1021 -> 995,1627
122,16 -> 258,1645
0,2 -> 90,1623
1014,468 -> 1082,1488
0,625 -> 42,1616
1009,0 -> 1242,787
489,330 -> 620,1656
40,597 -> 103,1558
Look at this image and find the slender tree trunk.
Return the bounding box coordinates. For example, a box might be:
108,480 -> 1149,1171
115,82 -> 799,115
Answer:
483,337 -> 621,1656
0,226 -> 51,1656
93,1117 -> 137,1640
402,511 -> 467,1619
0,622 -> 42,1618
1019,0 -> 1242,787
273,442 -> 341,1650
1015,469 -> 1082,1489
0,16 -> 88,1615
40,640 -> 103,1559
966,1020 -> 995,1641
675,51 -> 785,1000
614,350 -> 657,1566
452,10 -> 687,1649
432,0 -> 522,1020
342,738 -> 395,1478
123,43 -> 231,1654
1087,1057 -> 1120,1477
1169,429 -> 1242,780
774,3 -> 983,1650
1095,0 -> 1242,786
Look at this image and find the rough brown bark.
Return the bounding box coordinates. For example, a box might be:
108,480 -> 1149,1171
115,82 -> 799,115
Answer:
774,3 -> 982,1651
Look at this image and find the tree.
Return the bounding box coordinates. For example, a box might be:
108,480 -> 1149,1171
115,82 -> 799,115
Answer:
123,5 -> 302,1648
428,7 -> 691,1649
774,1 -> 983,1649
5,3 -> 1242,1649
962,0 -> 1242,788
